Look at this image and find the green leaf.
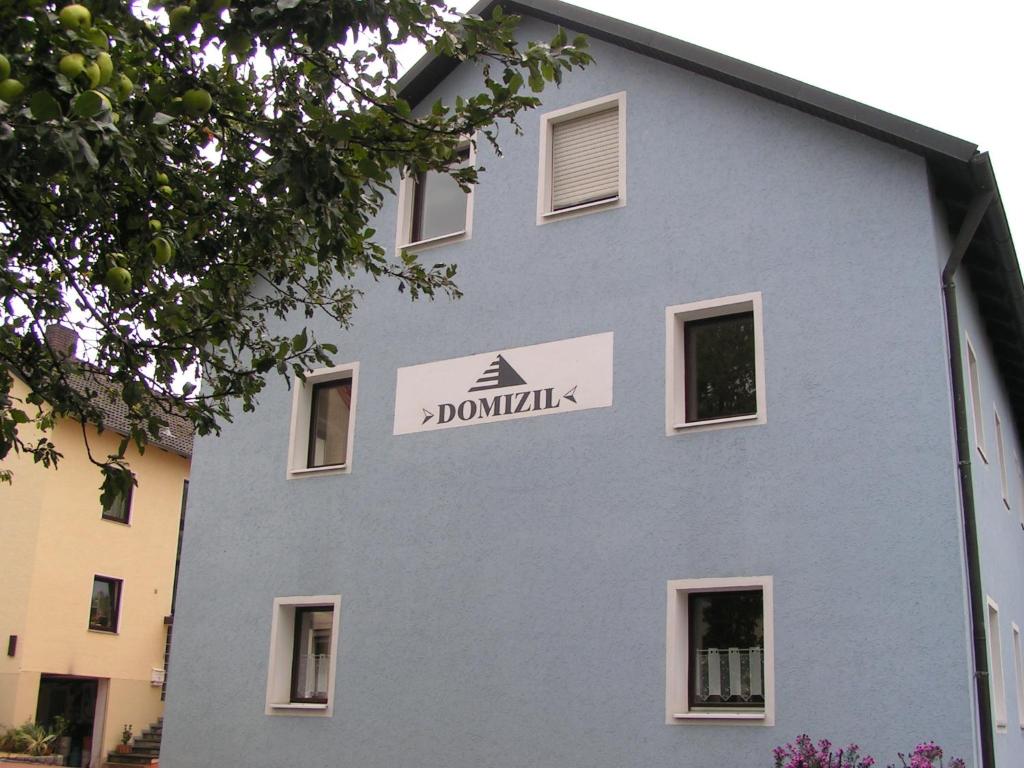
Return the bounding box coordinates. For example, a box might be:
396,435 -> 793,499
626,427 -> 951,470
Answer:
29,91 -> 62,121
72,91 -> 104,117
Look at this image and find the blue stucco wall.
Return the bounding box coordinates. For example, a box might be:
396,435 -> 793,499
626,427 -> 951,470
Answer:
161,17 -> 991,767
954,266 -> 1024,766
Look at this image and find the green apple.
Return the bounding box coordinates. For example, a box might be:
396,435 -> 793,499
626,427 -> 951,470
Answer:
58,4 -> 92,30
148,219 -> 162,232
0,78 -> 25,104
158,184 -> 173,196
83,61 -> 101,88
114,73 -> 133,100
59,52 -> 86,79
150,236 -> 174,265
154,171 -> 169,185
105,266 -> 131,293
0,54 -> 10,81
181,87 -> 212,116
167,5 -> 193,35
95,52 -> 113,85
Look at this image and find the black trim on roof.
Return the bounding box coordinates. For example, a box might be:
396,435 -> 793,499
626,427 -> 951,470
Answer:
397,0 -> 977,164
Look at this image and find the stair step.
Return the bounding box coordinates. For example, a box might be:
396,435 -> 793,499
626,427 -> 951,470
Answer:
134,739 -> 161,748
104,756 -> 159,765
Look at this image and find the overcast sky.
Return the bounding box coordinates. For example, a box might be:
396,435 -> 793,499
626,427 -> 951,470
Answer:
435,0 -> 1023,254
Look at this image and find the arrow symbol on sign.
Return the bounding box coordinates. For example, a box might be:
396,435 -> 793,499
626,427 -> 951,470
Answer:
421,408 -> 434,425
562,385 -> 577,404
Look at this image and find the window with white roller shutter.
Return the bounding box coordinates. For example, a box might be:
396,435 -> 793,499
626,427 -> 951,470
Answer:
550,107 -> 619,210
537,92 -> 626,223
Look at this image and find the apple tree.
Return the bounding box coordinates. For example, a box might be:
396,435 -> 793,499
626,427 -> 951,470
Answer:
0,0 -> 590,498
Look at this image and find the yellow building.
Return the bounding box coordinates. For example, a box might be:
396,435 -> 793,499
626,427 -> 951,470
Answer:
0,327 -> 191,767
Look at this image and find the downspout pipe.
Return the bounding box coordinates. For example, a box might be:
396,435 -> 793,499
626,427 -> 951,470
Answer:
941,163 -> 994,768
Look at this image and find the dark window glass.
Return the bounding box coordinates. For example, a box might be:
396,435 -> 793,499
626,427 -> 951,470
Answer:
688,590 -> 764,709
684,311 -> 756,422
411,148 -> 470,243
101,484 -> 133,524
290,607 -> 334,703
307,379 -> 352,468
89,576 -> 122,632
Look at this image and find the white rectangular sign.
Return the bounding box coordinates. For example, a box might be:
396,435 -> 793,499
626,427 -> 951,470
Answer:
393,332 -> 613,435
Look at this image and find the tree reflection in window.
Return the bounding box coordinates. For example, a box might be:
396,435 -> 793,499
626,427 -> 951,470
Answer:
684,312 -> 756,422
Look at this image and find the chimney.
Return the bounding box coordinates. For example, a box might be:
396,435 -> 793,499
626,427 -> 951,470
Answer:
45,324 -> 79,359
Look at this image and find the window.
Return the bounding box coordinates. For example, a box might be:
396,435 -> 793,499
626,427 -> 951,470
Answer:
89,576 -> 122,633
665,292 -> 766,435
396,143 -> 474,250
290,607 -> 334,703
1012,623 -> 1024,729
101,482 -> 133,524
995,410 -> 1009,509
265,595 -> 341,716
287,362 -> 359,478
536,92 -> 626,224
966,336 -> 987,461
988,597 -> 1007,729
666,576 -> 774,725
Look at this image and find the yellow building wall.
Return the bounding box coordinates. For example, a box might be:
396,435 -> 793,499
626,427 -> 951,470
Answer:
0,374 -> 188,760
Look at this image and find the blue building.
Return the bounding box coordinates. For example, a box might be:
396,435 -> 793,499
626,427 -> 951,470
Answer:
161,2 -> 1024,766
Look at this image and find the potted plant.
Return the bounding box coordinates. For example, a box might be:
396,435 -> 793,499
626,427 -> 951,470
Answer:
115,724 -> 132,754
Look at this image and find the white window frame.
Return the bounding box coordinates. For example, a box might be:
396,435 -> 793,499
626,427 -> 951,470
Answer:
995,408 -> 1009,509
665,575 -> 774,726
988,596 -> 1008,730
395,140 -> 475,253
1012,622 -> 1024,730
536,91 -> 627,225
665,292 -> 766,436
286,362 -> 359,479
966,335 -> 988,462
265,594 -> 342,716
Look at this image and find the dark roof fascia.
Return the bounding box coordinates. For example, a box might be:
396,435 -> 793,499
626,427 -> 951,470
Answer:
396,0 -> 978,165
960,155 -> 1024,441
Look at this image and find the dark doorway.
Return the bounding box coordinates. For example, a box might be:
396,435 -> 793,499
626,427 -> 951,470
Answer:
35,675 -> 98,768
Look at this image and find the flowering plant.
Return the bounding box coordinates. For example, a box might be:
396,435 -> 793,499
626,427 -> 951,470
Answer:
888,742 -> 965,768
773,734 -> 876,768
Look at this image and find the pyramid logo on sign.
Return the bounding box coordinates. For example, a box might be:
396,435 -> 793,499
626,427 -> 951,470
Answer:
467,355 -> 527,392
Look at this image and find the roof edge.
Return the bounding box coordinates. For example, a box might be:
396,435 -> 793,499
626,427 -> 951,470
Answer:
396,0 -> 979,164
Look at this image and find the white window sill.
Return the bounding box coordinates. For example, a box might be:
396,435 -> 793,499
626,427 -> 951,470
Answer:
673,413 -> 760,431
269,702 -> 328,711
671,712 -> 766,721
539,196 -> 623,225
400,229 -> 467,252
88,628 -> 119,636
287,463 -> 348,480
